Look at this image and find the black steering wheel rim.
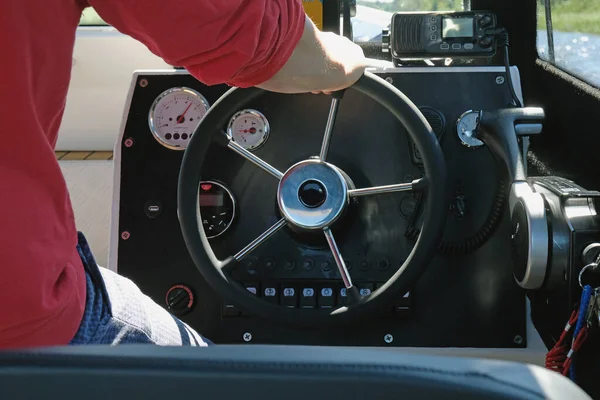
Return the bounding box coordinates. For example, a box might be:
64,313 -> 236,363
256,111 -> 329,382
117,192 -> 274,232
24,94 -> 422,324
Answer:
178,71 -> 448,327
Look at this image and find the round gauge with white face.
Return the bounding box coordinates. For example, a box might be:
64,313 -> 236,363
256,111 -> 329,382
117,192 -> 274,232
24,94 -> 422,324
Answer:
227,109 -> 270,151
456,110 -> 484,148
148,87 -> 210,150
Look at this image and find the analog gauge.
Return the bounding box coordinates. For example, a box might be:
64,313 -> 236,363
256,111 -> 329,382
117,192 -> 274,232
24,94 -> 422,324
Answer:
199,181 -> 236,238
227,109 -> 270,151
148,87 -> 210,150
456,110 -> 484,148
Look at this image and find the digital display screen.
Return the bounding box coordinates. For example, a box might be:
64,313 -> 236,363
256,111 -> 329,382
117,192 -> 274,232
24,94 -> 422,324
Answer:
442,17 -> 474,38
199,193 -> 224,207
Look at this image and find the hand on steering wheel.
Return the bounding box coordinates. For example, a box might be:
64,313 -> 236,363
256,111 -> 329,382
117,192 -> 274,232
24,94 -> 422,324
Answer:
178,71 -> 448,327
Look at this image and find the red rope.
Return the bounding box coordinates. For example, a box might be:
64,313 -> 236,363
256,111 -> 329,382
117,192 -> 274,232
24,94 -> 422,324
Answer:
545,310 -> 579,372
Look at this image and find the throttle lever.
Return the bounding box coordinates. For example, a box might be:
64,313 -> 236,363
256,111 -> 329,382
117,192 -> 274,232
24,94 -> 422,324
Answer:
474,107 -> 548,290
474,107 -> 544,183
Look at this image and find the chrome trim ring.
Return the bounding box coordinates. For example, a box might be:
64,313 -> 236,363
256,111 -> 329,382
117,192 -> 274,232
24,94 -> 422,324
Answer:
277,160 -> 349,231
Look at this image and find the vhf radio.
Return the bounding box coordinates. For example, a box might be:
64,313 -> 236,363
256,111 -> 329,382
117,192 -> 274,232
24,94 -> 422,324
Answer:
382,11 -> 497,60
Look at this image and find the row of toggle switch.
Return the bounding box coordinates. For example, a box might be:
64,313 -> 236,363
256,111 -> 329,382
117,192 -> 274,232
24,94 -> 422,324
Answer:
222,281 -> 412,318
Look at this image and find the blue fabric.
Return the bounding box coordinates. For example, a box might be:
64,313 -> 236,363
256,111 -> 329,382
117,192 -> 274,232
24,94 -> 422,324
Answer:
70,232 -> 212,346
569,284 -> 593,380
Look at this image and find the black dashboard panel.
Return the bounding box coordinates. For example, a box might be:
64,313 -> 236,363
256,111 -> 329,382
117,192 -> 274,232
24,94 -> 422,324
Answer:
116,68 -> 525,347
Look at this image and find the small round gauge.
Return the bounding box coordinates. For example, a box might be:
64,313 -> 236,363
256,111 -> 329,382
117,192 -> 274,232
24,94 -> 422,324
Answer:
456,110 -> 484,148
199,181 -> 236,239
148,87 -> 210,150
227,109 -> 270,151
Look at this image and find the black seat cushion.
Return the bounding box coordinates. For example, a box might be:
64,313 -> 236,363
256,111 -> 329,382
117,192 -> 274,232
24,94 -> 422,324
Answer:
0,345 -> 590,400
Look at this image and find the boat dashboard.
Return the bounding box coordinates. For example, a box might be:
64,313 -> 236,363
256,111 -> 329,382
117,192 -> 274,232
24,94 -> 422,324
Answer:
109,65 -> 599,363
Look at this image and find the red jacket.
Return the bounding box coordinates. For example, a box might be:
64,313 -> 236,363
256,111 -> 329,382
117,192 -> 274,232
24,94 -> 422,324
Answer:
0,0 -> 304,348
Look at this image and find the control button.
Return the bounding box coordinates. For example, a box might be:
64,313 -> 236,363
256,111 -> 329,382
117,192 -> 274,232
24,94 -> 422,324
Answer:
300,287 -> 317,308
464,43 -> 474,50
430,16 -> 437,22
318,287 -> 335,309
359,283 -> 374,297
395,304 -> 411,317
284,260 -> 296,271
242,256 -> 258,272
144,200 -> 162,219
400,196 -> 418,219
395,290 -> 412,318
241,283 -> 259,316
281,286 -> 298,308
430,25 -> 436,31
245,283 -> 259,296
302,258 -> 315,271
440,43 -> 450,50
344,259 -> 353,270
320,260 -> 332,271
479,36 -> 493,48
337,287 -> 348,306
165,285 -> 194,315
430,34 -> 437,41
264,258 -> 276,270
263,286 -> 278,303
222,303 -> 240,317
359,260 -> 371,271
452,43 -> 461,50
480,15 -> 492,27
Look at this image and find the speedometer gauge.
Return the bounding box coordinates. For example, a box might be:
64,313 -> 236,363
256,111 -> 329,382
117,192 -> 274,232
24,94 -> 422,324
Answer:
148,87 -> 210,150
227,109 -> 270,151
199,181 -> 236,239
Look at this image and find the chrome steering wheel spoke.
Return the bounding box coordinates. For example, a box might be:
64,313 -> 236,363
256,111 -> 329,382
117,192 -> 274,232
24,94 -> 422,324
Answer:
226,137 -> 284,180
323,227 -> 354,289
323,227 -> 363,305
348,177 -> 427,198
230,218 -> 288,262
319,97 -> 342,161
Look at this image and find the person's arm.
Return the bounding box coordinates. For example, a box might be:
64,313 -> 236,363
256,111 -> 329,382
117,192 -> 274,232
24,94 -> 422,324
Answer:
87,0 -> 365,93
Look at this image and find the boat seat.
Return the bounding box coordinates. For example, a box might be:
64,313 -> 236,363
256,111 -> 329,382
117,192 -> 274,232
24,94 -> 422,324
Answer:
0,344 -> 590,399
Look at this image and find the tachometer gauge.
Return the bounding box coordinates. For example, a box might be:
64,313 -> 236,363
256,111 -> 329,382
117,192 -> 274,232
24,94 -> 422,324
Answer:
456,110 -> 484,148
148,87 -> 210,150
227,109 -> 270,151
199,181 -> 236,238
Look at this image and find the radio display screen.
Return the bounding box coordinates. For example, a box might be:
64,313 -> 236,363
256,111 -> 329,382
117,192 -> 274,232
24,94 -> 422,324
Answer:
442,17 -> 474,38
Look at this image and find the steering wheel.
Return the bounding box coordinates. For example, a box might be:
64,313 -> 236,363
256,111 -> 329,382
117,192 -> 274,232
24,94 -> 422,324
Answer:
178,71 -> 448,327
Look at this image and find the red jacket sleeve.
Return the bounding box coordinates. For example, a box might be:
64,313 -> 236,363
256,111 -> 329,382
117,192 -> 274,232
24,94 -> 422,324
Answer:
87,0 -> 306,87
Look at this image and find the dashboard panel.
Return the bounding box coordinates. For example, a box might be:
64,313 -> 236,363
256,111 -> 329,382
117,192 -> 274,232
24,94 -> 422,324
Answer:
113,67 -> 526,348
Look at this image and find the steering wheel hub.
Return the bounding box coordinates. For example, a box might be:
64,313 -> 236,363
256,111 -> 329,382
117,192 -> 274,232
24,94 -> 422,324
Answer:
277,160 -> 349,231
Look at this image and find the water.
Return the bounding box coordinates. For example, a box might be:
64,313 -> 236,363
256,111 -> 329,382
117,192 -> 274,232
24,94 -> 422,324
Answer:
537,30 -> 600,88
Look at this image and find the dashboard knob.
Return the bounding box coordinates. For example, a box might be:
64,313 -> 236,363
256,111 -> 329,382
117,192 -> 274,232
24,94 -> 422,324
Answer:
165,285 -> 194,315
480,15 -> 492,27
479,36 -> 493,48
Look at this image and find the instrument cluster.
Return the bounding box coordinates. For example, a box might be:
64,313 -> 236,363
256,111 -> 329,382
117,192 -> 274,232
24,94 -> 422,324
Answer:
147,86 -> 273,239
